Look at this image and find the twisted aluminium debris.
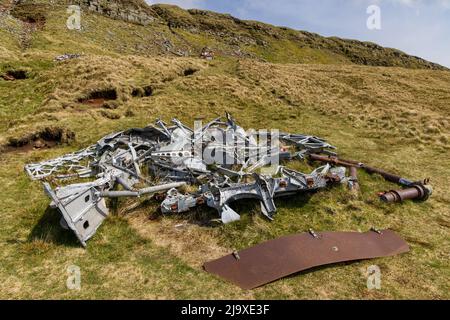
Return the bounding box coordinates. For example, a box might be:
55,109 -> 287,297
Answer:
24,113 -> 431,247
25,113 -> 344,246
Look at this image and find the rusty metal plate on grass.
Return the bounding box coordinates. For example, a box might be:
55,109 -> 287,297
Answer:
203,229 -> 409,289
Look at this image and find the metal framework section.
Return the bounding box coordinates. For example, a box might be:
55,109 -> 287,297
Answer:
203,229 -> 409,289
44,182 -> 108,247
25,146 -> 97,180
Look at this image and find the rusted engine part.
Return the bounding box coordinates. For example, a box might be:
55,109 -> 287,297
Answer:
25,113 -> 337,246
379,184 -> 432,203
161,165 -> 346,223
308,154 -> 432,202
203,229 -> 409,289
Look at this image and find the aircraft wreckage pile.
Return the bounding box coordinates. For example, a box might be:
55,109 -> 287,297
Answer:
25,113 -> 432,247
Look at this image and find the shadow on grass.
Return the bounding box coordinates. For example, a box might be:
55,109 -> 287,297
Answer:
274,192 -> 315,211
184,192 -> 315,228
27,206 -> 80,247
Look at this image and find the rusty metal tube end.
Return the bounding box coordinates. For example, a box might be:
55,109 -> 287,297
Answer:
379,184 -> 432,203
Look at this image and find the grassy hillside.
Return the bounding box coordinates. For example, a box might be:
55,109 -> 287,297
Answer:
3,0 -> 447,69
0,0 -> 449,299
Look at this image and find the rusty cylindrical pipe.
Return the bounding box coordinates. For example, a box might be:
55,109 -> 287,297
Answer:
308,154 -> 432,202
362,166 -> 413,186
309,154 -> 357,168
309,154 -> 414,187
348,166 -> 360,193
379,184 -> 433,203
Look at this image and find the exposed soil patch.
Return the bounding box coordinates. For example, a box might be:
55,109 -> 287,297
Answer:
82,98 -> 107,107
131,85 -> 153,98
78,88 -> 118,107
1,69 -> 29,81
5,138 -> 57,153
183,68 -> 198,76
11,3 -> 47,26
10,3 -> 47,49
3,127 -> 75,153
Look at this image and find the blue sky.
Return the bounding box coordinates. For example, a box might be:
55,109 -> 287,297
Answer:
146,0 -> 450,68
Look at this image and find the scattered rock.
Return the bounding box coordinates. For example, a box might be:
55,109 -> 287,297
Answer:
200,47 -> 214,60
54,53 -> 82,62
32,139 -> 47,149
161,38 -> 173,52
72,0 -> 155,26
1,74 -> 15,81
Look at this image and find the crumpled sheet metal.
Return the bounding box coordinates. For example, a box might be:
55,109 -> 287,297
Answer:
203,229 -> 409,289
25,113 -> 344,246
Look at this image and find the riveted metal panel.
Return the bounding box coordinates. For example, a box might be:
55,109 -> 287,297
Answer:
204,230 -> 409,289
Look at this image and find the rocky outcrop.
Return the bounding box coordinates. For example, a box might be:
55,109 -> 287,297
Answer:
70,0 -> 155,25
11,0 -> 155,25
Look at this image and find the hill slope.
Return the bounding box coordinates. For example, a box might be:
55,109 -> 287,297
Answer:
0,0 -> 449,300
1,0 -> 447,69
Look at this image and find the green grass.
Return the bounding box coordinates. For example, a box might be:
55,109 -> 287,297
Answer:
0,59 -> 55,132
243,38 -> 350,64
